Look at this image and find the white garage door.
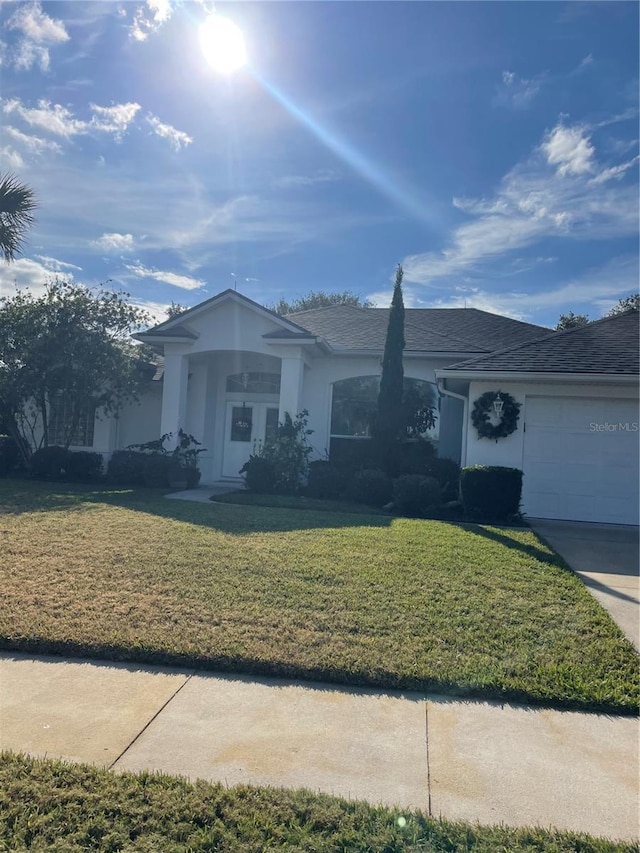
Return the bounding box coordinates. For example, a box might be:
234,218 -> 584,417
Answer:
522,396 -> 639,525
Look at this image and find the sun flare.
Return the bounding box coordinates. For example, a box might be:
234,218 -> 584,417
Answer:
200,15 -> 247,75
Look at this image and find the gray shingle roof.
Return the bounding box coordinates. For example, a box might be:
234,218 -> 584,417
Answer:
284,306 -> 553,353
445,310 -> 639,375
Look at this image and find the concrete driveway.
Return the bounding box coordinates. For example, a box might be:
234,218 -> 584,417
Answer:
530,519 -> 639,650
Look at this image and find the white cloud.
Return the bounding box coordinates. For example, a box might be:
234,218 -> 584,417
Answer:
0,146 -> 25,169
130,0 -> 173,42
402,255 -> 639,322
589,155 -> 640,185
90,103 -> 141,140
146,114 -> 192,151
0,257 -> 72,299
130,298 -> 174,326
494,70 -> 545,109
6,2 -> 69,44
125,262 -> 205,291
403,121 -> 637,287
34,254 -> 82,272
274,170 -> 339,188
541,124 -> 595,176
5,1 -> 69,72
92,232 -> 135,253
4,125 -> 63,155
2,98 -> 141,142
3,98 -> 86,137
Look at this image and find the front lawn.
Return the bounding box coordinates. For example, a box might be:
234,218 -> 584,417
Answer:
0,479 -> 637,713
0,753 -> 633,853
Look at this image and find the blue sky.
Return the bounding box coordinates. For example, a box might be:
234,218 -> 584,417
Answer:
0,0 -> 638,328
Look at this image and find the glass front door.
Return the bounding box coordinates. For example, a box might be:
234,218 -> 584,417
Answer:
222,402 -> 279,478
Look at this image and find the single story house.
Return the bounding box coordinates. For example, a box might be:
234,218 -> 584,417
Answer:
73,288 -> 638,525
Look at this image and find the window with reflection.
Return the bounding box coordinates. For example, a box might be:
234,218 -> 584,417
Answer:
330,376 -> 439,439
226,372 -> 280,394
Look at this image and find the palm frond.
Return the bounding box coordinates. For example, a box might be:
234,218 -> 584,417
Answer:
0,173 -> 37,262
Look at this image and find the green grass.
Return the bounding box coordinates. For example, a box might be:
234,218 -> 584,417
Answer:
212,489 -> 391,515
0,753 -> 635,853
0,479 -> 638,713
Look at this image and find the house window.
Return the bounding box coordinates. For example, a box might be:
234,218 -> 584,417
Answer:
330,376 -> 439,439
48,397 -> 96,447
226,372 -> 281,394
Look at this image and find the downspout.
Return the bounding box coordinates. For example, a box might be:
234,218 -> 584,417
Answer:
437,379 -> 468,468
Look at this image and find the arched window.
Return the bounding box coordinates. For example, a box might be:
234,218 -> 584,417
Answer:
330,376 -> 439,439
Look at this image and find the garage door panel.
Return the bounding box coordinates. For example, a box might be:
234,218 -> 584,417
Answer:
523,396 -> 639,525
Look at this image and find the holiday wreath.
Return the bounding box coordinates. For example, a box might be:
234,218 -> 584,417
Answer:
471,390 -> 521,440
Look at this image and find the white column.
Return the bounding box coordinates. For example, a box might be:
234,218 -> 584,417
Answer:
160,351 -> 189,446
278,355 -> 305,424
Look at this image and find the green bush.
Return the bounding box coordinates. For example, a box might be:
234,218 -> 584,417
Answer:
460,465 -> 523,522
393,474 -> 441,517
30,446 -> 69,480
240,455 -> 276,493
423,457 -> 460,502
329,437 -> 437,477
106,450 -> 147,485
347,468 -> 393,507
306,461 -> 347,500
142,454 -> 172,488
245,411 -> 313,495
64,450 -> 103,482
0,436 -> 22,476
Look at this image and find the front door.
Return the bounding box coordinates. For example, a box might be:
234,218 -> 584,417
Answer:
222,402 -> 279,479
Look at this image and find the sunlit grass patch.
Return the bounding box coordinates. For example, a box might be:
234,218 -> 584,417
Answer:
0,479 -> 637,713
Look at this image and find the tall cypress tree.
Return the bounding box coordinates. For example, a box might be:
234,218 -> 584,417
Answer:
375,264 -> 405,446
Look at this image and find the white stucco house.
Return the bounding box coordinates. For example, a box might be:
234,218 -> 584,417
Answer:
75,288 -> 638,526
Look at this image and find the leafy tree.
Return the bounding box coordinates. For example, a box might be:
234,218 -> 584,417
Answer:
0,173 -> 37,263
166,301 -> 188,319
269,290 -> 374,315
375,265 -> 405,446
605,293 -> 639,316
556,311 -> 589,330
0,280 -> 150,465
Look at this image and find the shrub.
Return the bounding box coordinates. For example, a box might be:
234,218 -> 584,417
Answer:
423,457 -> 460,502
240,455 -> 276,493
393,474 -> 441,517
64,450 -> 103,482
329,437 -> 437,477
347,468 -> 393,507
388,439 -> 437,477
329,439 -> 380,472
306,461 -> 347,500
30,446 -> 69,480
248,411 -> 313,495
141,454 -> 172,487
460,465 -> 523,522
0,436 -> 22,476
106,450 -> 147,485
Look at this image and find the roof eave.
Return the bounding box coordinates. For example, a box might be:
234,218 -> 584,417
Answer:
436,369 -> 639,384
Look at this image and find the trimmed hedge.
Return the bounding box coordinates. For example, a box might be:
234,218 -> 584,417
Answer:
306,461 -> 348,500
460,465 -> 523,522
30,446 -> 103,482
30,446 -> 70,480
106,450 -> 147,485
393,474 -> 441,517
0,436 -> 22,476
63,450 -> 103,481
347,468 -> 393,507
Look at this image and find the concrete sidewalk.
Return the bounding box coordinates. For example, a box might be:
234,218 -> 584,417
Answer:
0,652 -> 637,842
